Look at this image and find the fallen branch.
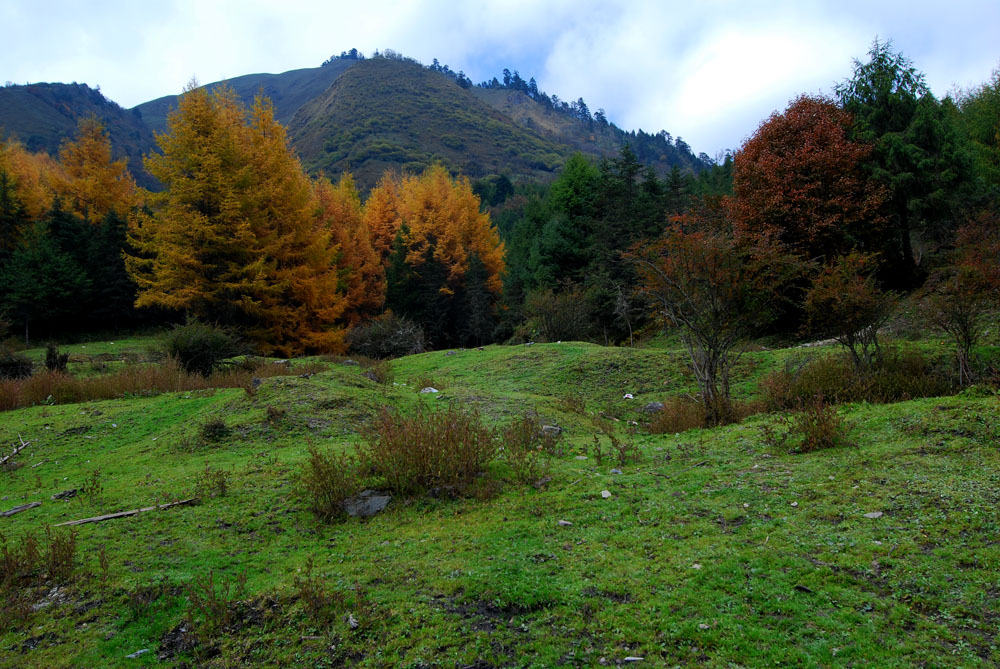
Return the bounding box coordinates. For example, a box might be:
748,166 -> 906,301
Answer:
54,498 -> 199,527
2,501 -> 42,517
650,460 -> 708,481
0,435 -> 30,466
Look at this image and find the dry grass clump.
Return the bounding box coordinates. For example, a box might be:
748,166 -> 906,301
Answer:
0,358 -> 325,412
359,405 -> 498,496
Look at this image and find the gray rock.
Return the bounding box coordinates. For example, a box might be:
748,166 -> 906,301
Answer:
541,425 -> 562,436
863,511 -> 883,519
642,402 -> 665,413
610,469 -> 623,475
557,520 -> 573,526
127,649 -> 150,659
51,489 -> 78,500
342,359 -> 359,366
362,371 -> 378,382
343,490 -> 392,518
419,387 -> 439,394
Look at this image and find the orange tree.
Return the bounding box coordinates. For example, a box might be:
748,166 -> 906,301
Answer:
126,85 -> 347,355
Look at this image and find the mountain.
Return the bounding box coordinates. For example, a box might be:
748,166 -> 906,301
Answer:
287,57 -> 572,188
0,82 -> 158,188
132,58 -> 357,132
3,54 -> 710,192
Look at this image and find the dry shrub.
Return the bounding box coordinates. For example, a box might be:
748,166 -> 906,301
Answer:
184,570 -> 247,637
361,358 -> 394,385
359,405 -> 498,496
1,527 -> 78,590
648,396 -> 705,434
0,348 -> 32,380
760,350 -> 952,410
500,414 -> 556,483
791,395 -> 851,453
0,358 -> 326,412
298,446 -> 360,522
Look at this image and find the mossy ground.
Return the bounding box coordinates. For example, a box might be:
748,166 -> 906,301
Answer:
1,337 -> 998,667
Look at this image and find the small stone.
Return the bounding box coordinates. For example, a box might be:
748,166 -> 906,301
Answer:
343,490 -> 392,518
574,455 -> 588,460
419,387 -> 439,394
445,351 -> 457,356
610,468 -> 622,475
698,623 -> 710,630
342,359 -> 359,366
623,393 -> 634,399
863,511 -> 883,519
790,502 -> 798,507
742,503 -> 749,508
642,401 -> 665,413
347,613 -> 359,629
601,490 -> 612,499
127,649 -> 150,659
541,425 -> 563,436
691,563 -> 702,569
873,540 -> 883,545
557,520 -> 573,526
623,657 -> 644,662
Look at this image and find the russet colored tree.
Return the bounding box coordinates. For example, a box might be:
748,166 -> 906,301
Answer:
731,95 -> 887,263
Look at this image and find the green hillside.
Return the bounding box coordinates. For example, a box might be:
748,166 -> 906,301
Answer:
288,58 -> 571,188
131,59 -> 357,133
1,334 -> 999,666
0,83 -> 158,189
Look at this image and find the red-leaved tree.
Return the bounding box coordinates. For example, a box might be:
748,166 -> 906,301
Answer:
631,213 -> 794,424
731,95 -> 888,263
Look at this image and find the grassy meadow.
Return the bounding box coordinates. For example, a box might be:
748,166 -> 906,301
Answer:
1,334 -> 999,667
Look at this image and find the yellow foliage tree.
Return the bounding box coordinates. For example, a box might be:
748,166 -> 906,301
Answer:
313,173 -> 385,325
56,117 -> 139,224
0,139 -> 62,221
362,172 -> 401,267
394,165 -> 504,296
126,84 -> 348,355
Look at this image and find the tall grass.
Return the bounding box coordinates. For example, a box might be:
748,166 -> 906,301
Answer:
0,358 -> 326,412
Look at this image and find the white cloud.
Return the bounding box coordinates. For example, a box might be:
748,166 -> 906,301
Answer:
3,0 -> 998,157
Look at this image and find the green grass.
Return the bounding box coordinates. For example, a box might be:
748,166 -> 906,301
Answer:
1,336 -> 999,666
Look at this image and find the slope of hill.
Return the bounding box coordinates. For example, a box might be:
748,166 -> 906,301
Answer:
0,82 -> 158,188
1,335 -> 998,666
287,57 -> 571,188
472,87 -> 708,174
132,58 -> 357,132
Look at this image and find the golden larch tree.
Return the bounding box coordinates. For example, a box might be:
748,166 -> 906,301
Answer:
126,84 -> 348,355
56,117 -> 139,224
313,173 -> 385,325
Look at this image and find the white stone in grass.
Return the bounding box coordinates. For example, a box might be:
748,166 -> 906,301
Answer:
601,490 -> 612,499
698,623 -> 710,630
557,520 -> 573,526
790,502 -> 798,507
691,563 -> 702,569
864,511 -> 883,519
419,387 -> 439,394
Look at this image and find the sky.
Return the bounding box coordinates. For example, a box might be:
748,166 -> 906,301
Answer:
3,0 -> 998,158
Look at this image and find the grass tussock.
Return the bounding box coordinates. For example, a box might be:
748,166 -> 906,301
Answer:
760,349 -> 953,410
298,446 -> 362,522
0,358 -> 326,412
359,405 -> 498,496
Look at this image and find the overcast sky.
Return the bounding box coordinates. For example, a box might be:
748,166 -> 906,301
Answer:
3,0 -> 998,158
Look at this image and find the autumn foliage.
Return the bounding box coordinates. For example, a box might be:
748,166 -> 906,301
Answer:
126,85 -> 349,355
731,95 -> 887,262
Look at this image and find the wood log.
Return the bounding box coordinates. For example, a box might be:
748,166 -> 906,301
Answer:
54,498 -> 199,527
0,435 -> 30,466
2,501 -> 42,517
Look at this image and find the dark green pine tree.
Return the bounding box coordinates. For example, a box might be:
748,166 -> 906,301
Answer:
1,218 -> 90,344
0,169 -> 28,261
836,38 -> 971,287
456,254 -> 496,347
